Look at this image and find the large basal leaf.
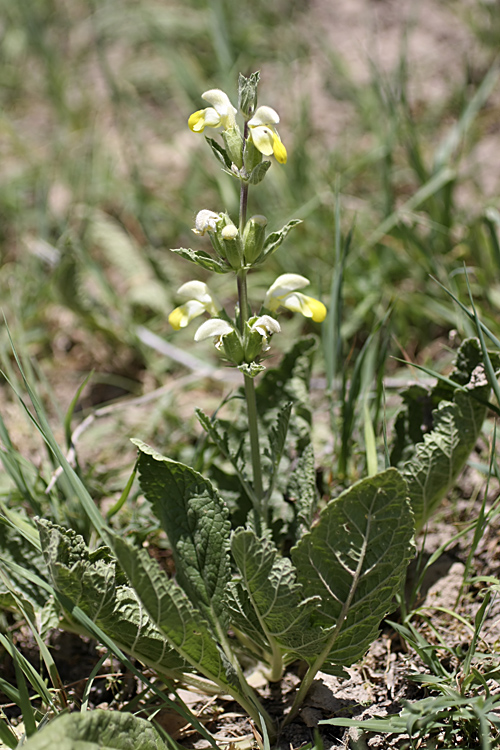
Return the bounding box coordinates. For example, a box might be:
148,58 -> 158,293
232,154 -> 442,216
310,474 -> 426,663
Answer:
292,468 -> 414,671
112,534 -> 236,689
37,519 -> 186,675
392,338 -> 490,529
229,529 -> 327,660
21,709 -> 170,750
133,440 -> 231,626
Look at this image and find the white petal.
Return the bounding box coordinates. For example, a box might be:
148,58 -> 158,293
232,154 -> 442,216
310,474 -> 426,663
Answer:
249,125 -> 275,156
202,107 -> 223,128
265,274 -> 310,304
279,292 -> 313,317
194,318 -> 234,342
251,315 -> 281,336
177,280 -> 210,302
202,89 -> 237,117
249,105 -> 280,127
193,209 -> 220,235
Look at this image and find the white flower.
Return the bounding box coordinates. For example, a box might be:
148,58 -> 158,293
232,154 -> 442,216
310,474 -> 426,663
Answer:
192,210 -> 220,236
248,106 -> 287,164
249,314 -> 281,351
168,281 -> 221,330
264,274 -> 327,322
188,89 -> 237,133
194,318 -> 234,350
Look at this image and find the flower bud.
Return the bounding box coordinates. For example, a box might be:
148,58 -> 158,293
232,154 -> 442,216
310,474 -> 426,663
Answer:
221,223 -> 243,270
238,71 -> 260,119
243,215 -> 267,265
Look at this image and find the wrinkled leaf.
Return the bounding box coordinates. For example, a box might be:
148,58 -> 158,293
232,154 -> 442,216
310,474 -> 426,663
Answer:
286,442 -> 318,532
392,338 -> 490,529
21,709 -> 170,750
111,534 -> 236,689
230,530 -> 327,660
292,468 -> 414,672
38,520 -> 186,675
0,516 -> 48,610
133,440 -> 232,626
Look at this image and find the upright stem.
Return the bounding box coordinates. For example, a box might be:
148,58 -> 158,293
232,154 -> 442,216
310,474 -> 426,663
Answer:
237,144 -> 265,527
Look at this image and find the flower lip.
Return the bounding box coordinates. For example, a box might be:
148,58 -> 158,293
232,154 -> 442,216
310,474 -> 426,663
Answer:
264,274 -> 326,323
168,299 -> 206,330
248,105 -> 280,127
194,318 -> 234,342
202,89 -> 237,117
249,314 -> 281,336
176,280 -> 212,303
265,274 -> 310,305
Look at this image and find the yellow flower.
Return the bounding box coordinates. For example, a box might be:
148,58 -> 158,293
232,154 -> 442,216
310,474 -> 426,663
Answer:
264,274 -> 326,322
168,281 -> 221,330
248,106 -> 287,164
188,89 -> 237,133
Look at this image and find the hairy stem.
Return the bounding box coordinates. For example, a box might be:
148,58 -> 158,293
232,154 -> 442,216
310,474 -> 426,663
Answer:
237,149 -> 265,527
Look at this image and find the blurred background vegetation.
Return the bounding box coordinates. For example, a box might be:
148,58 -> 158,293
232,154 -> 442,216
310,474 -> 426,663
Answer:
1,0 -> 500,497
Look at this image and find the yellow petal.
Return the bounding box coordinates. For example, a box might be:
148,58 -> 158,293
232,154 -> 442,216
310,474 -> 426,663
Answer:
188,110 -> 207,133
281,293 -> 326,322
188,107 -> 221,133
168,300 -> 205,330
249,125 -> 274,156
306,297 -> 327,323
168,306 -> 187,330
272,133 -> 287,164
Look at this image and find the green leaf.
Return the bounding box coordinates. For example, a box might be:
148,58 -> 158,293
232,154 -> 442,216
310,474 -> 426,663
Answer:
260,219 -> 302,261
285,442 -> 318,532
230,530 -> 327,660
171,247 -> 228,273
247,160 -> 271,185
0,515 -> 48,610
195,409 -> 258,508
263,401 -> 292,500
256,336 -> 316,448
205,136 -> 232,169
133,440 -> 232,626
37,519 -> 186,676
111,534 -> 236,689
292,468 -> 414,671
393,338 -> 490,529
21,709 -> 171,750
